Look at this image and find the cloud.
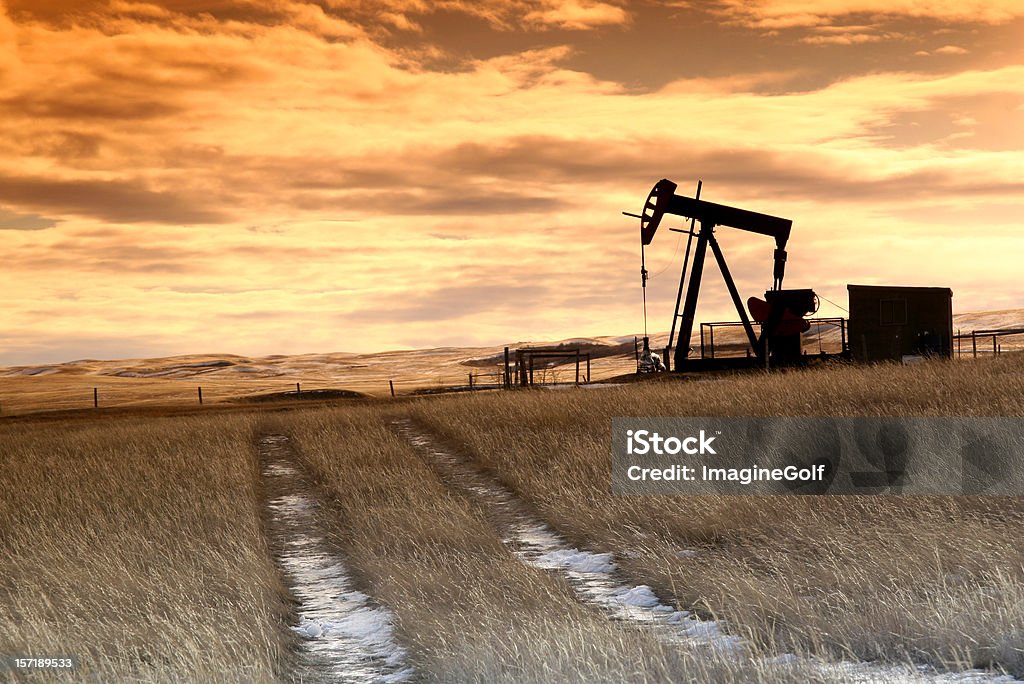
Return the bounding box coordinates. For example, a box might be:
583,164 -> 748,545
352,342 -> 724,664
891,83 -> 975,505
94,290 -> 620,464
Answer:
934,44 -> 969,55
342,282 -> 551,323
317,0 -> 629,33
862,91 -> 1024,150
0,207 -> 58,230
713,1 -> 1024,29
4,0 -> 345,28
279,2 -> 363,39
801,31 -> 898,45
0,174 -> 231,224
1,0 -> 1023,364
0,92 -> 183,121
379,11 -> 422,32
0,331 -> 180,365
524,1 -> 628,30
401,131 -> 1023,203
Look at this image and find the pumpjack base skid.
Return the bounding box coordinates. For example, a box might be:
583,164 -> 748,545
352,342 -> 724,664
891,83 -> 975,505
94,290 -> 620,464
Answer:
674,351 -> 851,374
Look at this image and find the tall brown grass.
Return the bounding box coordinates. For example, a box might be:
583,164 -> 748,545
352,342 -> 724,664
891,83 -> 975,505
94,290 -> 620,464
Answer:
408,355 -> 1024,676
4,354 -> 1021,681
267,407 -> 839,682
0,414 -> 292,682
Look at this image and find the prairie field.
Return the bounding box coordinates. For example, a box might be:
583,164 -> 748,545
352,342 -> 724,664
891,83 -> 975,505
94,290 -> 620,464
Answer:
0,414 -> 292,682
2,352 -> 1023,682
1,307 -> 1019,417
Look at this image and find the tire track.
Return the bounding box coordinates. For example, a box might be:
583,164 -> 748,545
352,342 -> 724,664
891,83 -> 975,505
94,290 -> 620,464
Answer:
392,419 -> 1016,684
260,434 -> 414,684
390,420 -> 742,651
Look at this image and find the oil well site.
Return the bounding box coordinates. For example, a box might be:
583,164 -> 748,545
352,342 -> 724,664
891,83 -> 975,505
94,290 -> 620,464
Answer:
2,178 -> 1020,415
3,178 -> 1024,683
4,0 -> 1024,680
626,177 -> 1021,375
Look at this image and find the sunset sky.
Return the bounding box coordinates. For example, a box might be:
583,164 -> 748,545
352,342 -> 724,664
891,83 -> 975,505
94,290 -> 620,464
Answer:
1,0 -> 1022,364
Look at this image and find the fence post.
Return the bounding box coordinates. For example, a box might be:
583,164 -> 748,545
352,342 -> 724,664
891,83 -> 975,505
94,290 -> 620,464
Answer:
389,380 -> 395,397
586,354 -> 591,383
296,382 -> 301,395
198,387 -> 203,405
469,373 -> 474,389
575,351 -> 580,385
504,347 -> 511,388
93,387 -> 98,408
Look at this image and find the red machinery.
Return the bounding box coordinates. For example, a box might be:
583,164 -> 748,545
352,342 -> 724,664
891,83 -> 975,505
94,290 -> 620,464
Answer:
631,178 -> 819,371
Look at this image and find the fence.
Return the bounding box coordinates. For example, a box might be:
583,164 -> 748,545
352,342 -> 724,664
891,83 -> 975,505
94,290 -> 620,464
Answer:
695,317 -> 849,360
954,327 -> 1024,358
508,346 -> 592,387
0,354 -> 601,417
0,380 -> 366,417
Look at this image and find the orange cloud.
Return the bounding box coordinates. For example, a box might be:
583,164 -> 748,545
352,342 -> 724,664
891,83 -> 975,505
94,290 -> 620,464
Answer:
524,1 -> 628,30
0,1 -> 1022,363
714,0 -> 1024,28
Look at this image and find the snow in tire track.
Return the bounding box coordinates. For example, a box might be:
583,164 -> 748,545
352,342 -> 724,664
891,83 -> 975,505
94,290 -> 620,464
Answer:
393,420 -> 1016,683
260,434 -> 413,683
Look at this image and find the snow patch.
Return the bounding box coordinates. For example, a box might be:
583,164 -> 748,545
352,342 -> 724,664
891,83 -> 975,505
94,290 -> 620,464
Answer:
261,435 -> 412,683
395,422 -> 1014,683
535,548 -> 616,573
5,366 -> 60,376
609,585 -> 668,609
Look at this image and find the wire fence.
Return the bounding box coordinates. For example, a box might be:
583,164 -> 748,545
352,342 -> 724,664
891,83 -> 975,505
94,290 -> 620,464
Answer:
0,380 -> 362,417
6,330 -> 1018,418
0,368 -> 594,418
954,328 -> 1024,358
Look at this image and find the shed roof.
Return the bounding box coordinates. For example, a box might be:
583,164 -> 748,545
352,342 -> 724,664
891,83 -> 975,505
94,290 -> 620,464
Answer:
847,284 -> 952,296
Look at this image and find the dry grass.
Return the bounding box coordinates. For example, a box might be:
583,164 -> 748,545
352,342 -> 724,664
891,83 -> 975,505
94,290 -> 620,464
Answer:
3,353 -> 1022,680
266,406 -> 838,683
0,413 -> 292,682
408,354 -> 1024,676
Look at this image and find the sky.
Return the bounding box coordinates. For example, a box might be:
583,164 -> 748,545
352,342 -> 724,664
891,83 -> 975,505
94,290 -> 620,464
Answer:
1,0 -> 1022,364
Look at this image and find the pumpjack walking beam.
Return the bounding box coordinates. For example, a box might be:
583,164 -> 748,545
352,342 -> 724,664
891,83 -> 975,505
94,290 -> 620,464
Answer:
635,179 -> 793,371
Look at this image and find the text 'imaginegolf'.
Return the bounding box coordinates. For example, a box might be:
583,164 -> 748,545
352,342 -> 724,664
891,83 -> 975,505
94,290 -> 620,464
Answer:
612,417 -> 1024,496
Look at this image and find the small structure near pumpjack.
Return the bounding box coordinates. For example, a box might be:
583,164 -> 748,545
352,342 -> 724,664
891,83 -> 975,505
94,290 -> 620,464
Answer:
848,285 -> 953,362
505,346 -> 591,387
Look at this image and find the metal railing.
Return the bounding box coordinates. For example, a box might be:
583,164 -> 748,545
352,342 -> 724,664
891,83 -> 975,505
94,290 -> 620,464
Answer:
697,317 -> 848,359
954,327 -> 1024,358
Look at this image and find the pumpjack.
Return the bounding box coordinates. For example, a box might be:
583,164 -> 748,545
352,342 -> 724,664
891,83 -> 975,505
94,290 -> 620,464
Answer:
629,178 -> 820,372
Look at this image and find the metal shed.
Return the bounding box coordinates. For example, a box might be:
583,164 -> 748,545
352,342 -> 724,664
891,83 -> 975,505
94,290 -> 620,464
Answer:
847,285 -> 953,362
